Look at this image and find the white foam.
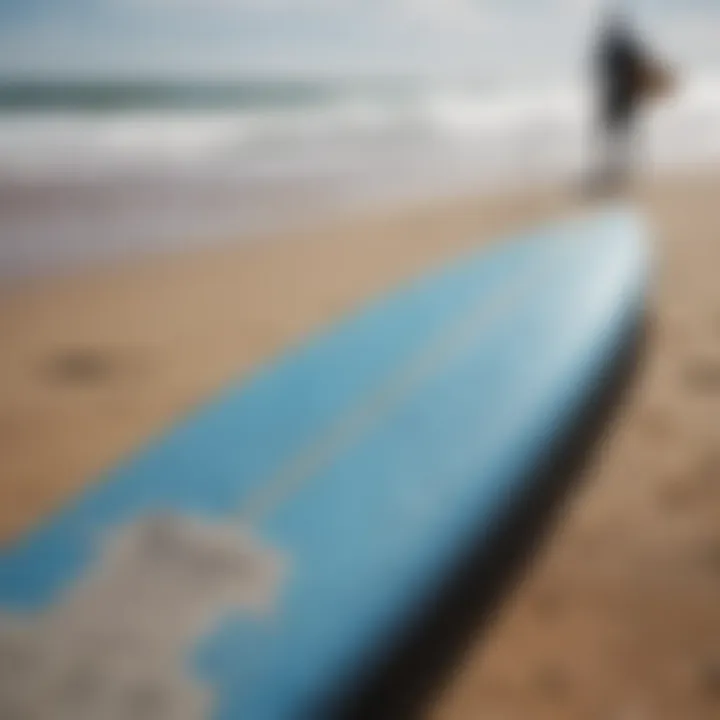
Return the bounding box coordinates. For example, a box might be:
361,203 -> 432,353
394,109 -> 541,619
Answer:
0,78 -> 718,184
1,78 -> 719,279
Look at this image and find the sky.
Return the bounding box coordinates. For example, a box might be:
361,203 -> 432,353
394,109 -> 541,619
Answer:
0,0 -> 717,80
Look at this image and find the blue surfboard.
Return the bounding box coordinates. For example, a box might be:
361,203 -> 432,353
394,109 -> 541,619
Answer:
0,209 -> 648,720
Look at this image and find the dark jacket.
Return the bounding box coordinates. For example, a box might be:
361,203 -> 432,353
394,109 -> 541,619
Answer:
597,23 -> 643,123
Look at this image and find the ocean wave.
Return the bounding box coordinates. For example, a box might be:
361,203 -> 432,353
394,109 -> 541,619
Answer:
0,78 -> 718,182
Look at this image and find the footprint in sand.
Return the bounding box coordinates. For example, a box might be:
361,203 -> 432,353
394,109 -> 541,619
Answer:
694,538 -> 720,577
656,450 -> 720,513
534,663 -> 572,700
40,346 -> 148,387
640,406 -> 676,442
698,658 -> 720,702
44,347 -> 117,384
683,356 -> 720,394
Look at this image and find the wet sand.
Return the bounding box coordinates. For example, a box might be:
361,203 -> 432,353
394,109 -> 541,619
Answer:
1,174 -> 720,717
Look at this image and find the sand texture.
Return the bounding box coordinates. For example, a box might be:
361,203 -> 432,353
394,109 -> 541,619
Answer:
1,175 -> 719,717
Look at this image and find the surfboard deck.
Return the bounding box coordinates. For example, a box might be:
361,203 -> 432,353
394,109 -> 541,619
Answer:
0,209 -> 649,720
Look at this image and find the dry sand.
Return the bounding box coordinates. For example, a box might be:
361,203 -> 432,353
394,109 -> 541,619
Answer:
1,174 -> 720,717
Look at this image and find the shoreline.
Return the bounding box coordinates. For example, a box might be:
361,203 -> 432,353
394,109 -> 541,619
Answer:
3,154 -> 719,285
0,161 -> 573,283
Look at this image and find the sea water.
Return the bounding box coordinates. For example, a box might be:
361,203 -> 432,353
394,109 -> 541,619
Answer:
0,74 -> 718,277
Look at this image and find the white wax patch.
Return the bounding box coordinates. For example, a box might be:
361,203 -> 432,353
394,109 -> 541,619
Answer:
0,515 -> 283,720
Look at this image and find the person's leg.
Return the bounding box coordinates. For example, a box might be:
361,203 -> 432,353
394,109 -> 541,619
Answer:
611,112 -> 635,187
585,113 -> 612,196
587,104 -> 632,196
599,110 -> 635,193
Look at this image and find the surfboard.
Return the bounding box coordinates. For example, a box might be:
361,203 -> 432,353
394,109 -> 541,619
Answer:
0,209 -> 649,720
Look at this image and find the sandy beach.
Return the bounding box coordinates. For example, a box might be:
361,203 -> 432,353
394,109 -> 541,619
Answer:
1,172 -> 720,717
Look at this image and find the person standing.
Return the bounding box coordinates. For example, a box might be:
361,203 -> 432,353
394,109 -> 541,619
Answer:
594,11 -> 673,191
